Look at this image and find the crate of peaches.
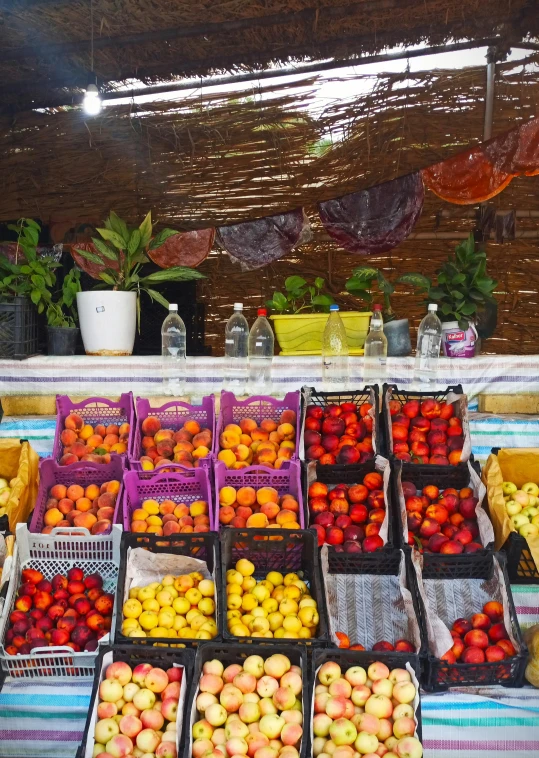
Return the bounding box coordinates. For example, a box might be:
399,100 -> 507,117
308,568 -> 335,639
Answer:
122,467 -> 214,534
311,648 -> 423,758
130,396 -> 215,475
221,527 -> 328,645
114,531 -> 221,648
306,458 -> 393,561
216,391 -> 300,470
394,460 -> 495,569
53,393 -> 133,466
29,456 -> 125,535
413,550 -> 528,690
302,386 -> 379,469
383,384 -> 471,470
0,523 -> 121,678
186,643 -> 309,758
216,460 -> 305,530
78,644 -> 194,758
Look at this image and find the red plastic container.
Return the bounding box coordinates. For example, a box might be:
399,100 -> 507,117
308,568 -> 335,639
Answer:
52,393 -> 134,464
121,467 -> 215,531
130,396 -> 215,474
214,459 -> 305,530
29,456 -> 126,534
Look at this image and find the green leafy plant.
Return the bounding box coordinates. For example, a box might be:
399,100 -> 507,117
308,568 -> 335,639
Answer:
0,218 -> 60,313
345,266 -> 401,322
46,268 -> 82,328
74,211 -> 205,323
266,276 -> 335,314
403,233 -> 498,330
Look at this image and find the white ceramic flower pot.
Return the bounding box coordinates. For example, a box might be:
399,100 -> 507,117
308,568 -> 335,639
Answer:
76,290 -> 137,356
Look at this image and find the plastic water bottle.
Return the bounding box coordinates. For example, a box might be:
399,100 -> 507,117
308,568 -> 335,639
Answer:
224,303 -> 249,394
248,307 -> 274,394
322,304 -> 349,389
414,303 -> 442,386
161,304 -> 186,396
363,304 -> 388,386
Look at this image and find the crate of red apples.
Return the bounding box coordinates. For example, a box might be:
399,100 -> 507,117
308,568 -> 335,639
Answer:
412,550 -> 527,690
383,384 -> 471,471
306,457 -> 394,562
0,523 -> 122,678
320,547 -> 426,666
394,460 -> 495,568
301,387 -> 379,469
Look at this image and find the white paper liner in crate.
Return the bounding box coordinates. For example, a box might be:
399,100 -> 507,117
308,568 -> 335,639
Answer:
186,654 -> 307,758
397,460 -> 495,547
385,388 -> 472,463
321,547 -> 422,651
310,660 -> 421,751
411,550 -> 520,658
306,455 -> 390,545
300,386 -> 378,461
83,648 -> 188,758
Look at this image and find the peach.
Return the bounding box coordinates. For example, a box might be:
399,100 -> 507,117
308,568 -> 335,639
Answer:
257,488 -> 279,506
97,506 -> 115,521
237,487 -> 257,507
75,497 -> 93,512
79,424 -> 94,441
74,512 -> 97,529
260,502 -> 280,520
61,429 -> 78,446
247,513 -> 269,528
44,508 -> 64,527
50,484 -> 68,500
240,418 -> 258,434
277,423 -> 295,441
220,486 -> 237,506
65,413 -> 84,432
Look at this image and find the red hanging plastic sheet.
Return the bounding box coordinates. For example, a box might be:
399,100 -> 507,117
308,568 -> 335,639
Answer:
483,116 -> 539,176
148,228 -> 214,269
70,242 -> 121,280
318,173 -> 424,255
217,208 -> 309,270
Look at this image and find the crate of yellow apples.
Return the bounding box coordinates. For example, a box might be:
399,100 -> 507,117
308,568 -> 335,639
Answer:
114,531 -> 221,647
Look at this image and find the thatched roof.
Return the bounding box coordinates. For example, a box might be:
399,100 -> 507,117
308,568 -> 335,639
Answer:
1,0 -> 538,112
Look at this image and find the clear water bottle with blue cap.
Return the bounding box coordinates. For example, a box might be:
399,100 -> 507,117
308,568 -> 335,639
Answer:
322,304 -> 349,389
161,304 -> 186,396
224,303 -> 249,394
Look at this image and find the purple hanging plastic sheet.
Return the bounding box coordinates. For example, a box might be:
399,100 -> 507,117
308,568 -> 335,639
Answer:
318,173 -> 424,255
217,208 -> 309,270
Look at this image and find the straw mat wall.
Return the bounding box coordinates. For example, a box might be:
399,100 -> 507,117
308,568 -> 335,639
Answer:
1,57 -> 539,354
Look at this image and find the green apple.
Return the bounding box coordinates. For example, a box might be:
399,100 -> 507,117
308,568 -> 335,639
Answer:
522,482 -> 539,497
519,523 -> 539,539
532,514 -> 539,527
527,495 -> 538,507
506,500 -> 522,516
514,491 -> 530,508
522,506 -> 539,519
502,481 -> 518,496
511,514 -> 529,530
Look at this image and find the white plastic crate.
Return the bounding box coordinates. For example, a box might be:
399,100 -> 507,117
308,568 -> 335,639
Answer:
0,524 -> 122,678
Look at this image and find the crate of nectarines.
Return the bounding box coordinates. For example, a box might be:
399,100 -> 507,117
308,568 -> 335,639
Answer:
130,396 -> 215,476
383,383 -> 471,473
301,386 -> 379,470
215,460 -> 305,531
0,522 -> 122,678
220,527 -> 329,646
29,457 -> 126,536
393,459 -> 495,573
413,550 -> 528,690
216,391 -> 300,470
53,393 -> 134,466
122,467 -> 214,532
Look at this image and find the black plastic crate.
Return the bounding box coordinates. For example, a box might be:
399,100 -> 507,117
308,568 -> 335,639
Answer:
303,457 -> 395,570
418,551 -> 528,691
0,296 -> 39,359
113,531 -> 221,648
220,527 -> 329,646
186,642 -> 309,758
77,644 -> 195,758
302,385 -> 380,466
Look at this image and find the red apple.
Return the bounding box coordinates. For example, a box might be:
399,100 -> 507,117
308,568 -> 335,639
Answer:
326,527 -> 344,545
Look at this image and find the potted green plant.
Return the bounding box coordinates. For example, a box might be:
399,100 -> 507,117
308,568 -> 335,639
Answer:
46,268 -> 82,356
405,233 -> 498,357
74,211 -> 205,356
0,218 -> 60,359
266,275 -> 371,354
345,266 -> 417,356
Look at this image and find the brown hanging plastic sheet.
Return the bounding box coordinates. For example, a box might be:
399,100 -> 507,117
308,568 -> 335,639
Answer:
317,173 -> 424,254
147,228 -> 214,269
217,208 -> 309,270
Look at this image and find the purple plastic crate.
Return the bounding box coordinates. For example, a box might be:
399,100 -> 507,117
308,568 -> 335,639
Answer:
130,396 -> 215,474
213,459 -> 305,530
216,391 -> 300,457
53,393 -> 134,464
29,456 -> 126,534
121,467 -> 214,531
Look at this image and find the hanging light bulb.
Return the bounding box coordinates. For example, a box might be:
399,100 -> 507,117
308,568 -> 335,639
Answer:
83,76 -> 102,115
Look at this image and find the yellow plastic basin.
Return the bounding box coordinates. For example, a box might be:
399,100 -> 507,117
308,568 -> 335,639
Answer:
270,312 -> 371,355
